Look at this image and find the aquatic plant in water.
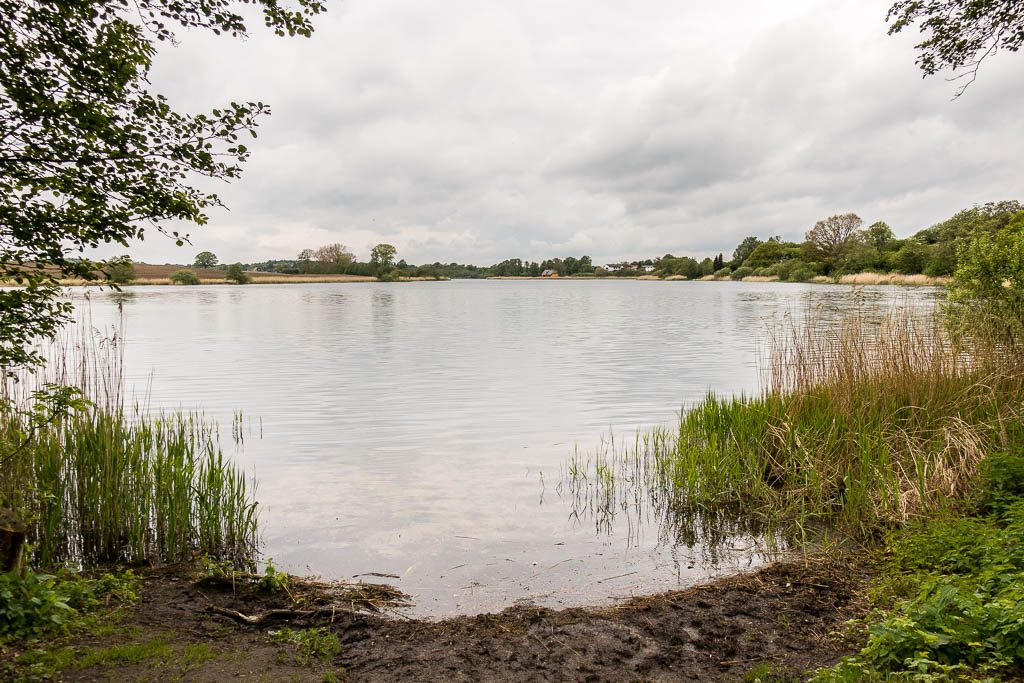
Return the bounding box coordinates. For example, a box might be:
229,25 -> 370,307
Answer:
0,311 -> 259,569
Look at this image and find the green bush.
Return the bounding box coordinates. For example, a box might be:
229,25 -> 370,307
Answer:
104,256 -> 135,284
975,450 -> 1024,517
730,266 -> 754,280
169,269 -> 200,285
713,266 -> 731,279
786,262 -> 815,282
376,269 -> 401,282
814,458 -> 1024,681
225,263 -> 250,284
946,210 -> 1024,343
892,243 -> 927,274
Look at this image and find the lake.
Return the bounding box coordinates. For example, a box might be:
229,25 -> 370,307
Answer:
69,279 -> 934,617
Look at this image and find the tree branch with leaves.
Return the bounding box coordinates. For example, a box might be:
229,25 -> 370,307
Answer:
0,0 -> 324,370
887,0 -> 1024,96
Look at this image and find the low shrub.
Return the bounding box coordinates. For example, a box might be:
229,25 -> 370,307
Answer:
169,269 -> 200,285
713,267 -> 731,279
730,266 -> 754,280
786,262 -> 815,282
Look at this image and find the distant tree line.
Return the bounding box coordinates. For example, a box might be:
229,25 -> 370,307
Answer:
653,201 -> 1022,282
176,200 -> 1021,284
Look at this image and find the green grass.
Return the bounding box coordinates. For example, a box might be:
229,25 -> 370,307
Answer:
4,635 -> 220,681
268,627 -> 341,666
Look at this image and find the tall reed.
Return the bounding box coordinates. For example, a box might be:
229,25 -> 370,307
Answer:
0,311 -> 259,568
564,298 -> 1024,538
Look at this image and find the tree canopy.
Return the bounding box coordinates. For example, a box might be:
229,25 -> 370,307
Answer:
314,243 -> 355,267
888,0 -> 1024,96
370,244 -> 397,269
193,252 -> 219,269
744,241 -> 787,269
732,236 -> 762,266
803,213 -> 863,268
0,0 -> 323,370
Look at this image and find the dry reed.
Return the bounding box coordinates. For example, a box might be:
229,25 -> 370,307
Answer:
837,272 -> 950,286
563,298 -> 1024,539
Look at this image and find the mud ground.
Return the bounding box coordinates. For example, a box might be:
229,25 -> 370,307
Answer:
1,557 -> 872,682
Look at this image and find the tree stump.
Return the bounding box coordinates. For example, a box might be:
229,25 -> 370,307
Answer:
0,508 -> 26,573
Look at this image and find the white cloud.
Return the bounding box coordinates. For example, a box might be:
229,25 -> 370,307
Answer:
103,0 -> 1024,266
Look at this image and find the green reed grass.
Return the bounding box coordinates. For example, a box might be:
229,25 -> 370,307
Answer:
564,299 -> 1024,539
0,313 -> 258,568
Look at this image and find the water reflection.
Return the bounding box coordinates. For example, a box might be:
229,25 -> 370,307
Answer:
559,435 -> 783,571
63,280 -> 935,616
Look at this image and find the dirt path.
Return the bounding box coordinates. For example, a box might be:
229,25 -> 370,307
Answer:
2,558 -> 871,682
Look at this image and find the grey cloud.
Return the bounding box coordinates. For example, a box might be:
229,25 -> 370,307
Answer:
101,0 -> 1023,266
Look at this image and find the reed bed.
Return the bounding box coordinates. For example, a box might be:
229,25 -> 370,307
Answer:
563,301 -> 1024,539
837,272 -> 950,286
0,314 -> 259,569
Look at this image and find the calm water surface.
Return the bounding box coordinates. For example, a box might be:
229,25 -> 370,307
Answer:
72,280 -> 934,616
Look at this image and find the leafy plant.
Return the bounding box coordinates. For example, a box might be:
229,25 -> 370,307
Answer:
259,558 -> 288,593
0,569 -> 137,642
268,627 -> 340,666
946,210 -> 1024,344
814,479 -> 1024,680
729,266 -> 754,280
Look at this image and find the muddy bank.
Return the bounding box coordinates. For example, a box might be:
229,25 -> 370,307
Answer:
2,558 -> 871,681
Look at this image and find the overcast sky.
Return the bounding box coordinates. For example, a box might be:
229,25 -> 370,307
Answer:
111,0 -> 1024,266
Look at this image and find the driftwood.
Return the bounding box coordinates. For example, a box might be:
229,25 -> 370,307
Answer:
205,604 -> 349,625
0,508 -> 26,573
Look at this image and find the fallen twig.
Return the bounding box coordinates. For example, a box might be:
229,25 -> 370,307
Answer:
595,571 -> 638,584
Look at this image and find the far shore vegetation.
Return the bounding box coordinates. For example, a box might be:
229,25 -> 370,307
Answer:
5,201 -> 1010,289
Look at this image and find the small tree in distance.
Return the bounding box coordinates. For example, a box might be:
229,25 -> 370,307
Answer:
370,244 -> 397,270
225,263 -> 250,284
194,252 -> 218,269
732,236 -> 762,266
803,213 -> 863,270
314,243 -> 354,268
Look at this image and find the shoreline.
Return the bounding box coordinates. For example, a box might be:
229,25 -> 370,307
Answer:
0,555 -> 871,681
488,272 -> 949,286
3,271 -> 948,287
